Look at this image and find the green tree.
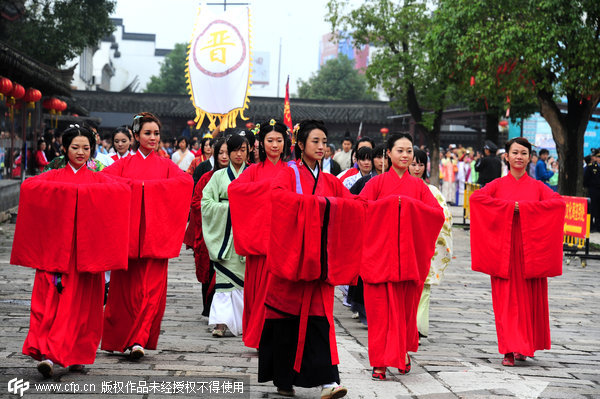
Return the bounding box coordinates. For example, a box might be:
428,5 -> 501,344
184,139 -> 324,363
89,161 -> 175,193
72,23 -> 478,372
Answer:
432,0 -> 600,195
1,0 -> 116,67
327,0 -> 449,185
145,42 -> 187,94
297,54 -> 377,101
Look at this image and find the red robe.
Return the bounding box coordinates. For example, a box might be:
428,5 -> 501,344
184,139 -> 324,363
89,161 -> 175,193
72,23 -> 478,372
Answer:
470,173 -> 565,356
266,160 -> 364,372
359,170 -> 444,370
186,171 -> 214,283
339,167 -> 358,183
101,150 -> 193,352
11,166 -> 131,367
35,151 -> 49,172
228,160 -> 287,349
111,152 -> 133,162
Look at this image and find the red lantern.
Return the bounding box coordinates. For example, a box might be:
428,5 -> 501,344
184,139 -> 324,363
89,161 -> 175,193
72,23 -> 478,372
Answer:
24,88 -> 42,103
380,127 -> 389,135
245,122 -> 255,130
50,98 -> 62,112
9,83 -> 25,100
187,120 -> 195,126
56,100 -> 67,112
470,76 -> 475,87
42,98 -> 54,110
24,88 -> 42,109
0,77 -> 13,97
499,120 -> 509,128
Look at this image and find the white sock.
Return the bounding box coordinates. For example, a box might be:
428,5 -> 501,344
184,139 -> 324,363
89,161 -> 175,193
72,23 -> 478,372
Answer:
321,382 -> 339,389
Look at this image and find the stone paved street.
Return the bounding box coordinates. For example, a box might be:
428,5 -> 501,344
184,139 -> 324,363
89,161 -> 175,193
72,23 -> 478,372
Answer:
0,207 -> 598,398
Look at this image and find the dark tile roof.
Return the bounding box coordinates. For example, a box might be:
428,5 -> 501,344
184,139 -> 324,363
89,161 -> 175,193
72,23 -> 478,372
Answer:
154,49 -> 172,57
122,32 -> 156,41
0,41 -> 72,97
72,91 -> 395,124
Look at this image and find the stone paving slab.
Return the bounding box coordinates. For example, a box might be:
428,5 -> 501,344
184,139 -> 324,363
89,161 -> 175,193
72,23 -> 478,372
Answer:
0,213 -> 599,398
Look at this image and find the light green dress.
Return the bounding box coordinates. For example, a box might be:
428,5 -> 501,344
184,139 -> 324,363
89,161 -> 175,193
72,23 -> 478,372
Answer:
201,163 -> 247,335
417,184 -> 453,336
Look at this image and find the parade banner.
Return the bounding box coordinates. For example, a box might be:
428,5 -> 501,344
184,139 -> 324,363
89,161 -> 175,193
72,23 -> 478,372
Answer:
562,195 -> 588,239
186,7 -> 252,130
283,76 -> 293,132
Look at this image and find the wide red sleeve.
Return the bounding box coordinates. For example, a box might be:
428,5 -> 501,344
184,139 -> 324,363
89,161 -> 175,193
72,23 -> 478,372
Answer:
519,186 -> 565,278
469,181 -> 514,279
229,171 -> 271,256
402,194 -> 445,283
361,195 -> 444,284
139,172 -> 194,258
11,175 -> 76,273
267,182 -> 323,281
76,180 -> 131,272
183,173 -> 208,248
323,196 -> 363,285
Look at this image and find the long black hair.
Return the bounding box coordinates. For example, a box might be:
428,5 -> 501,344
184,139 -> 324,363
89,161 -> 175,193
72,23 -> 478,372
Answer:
294,119 -> 328,160
412,148 -> 429,180
256,119 -> 291,162
212,137 -> 228,172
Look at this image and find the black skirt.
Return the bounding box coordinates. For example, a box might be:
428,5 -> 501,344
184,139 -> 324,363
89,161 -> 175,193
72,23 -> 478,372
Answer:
258,315 -> 340,389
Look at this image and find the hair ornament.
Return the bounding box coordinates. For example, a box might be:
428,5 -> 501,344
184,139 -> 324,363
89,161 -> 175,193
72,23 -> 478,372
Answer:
68,123 -> 80,129
132,115 -> 142,134
251,123 -> 260,135
203,132 -> 213,139
292,123 -> 300,145
269,119 -> 276,126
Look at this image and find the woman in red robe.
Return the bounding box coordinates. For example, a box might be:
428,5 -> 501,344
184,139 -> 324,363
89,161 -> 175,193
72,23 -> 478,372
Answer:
259,120 -> 364,399
110,126 -> 134,162
101,112 -> 193,359
228,119 -> 290,349
470,137 -> 565,366
185,137 -> 229,316
11,125 -> 131,377
359,133 -> 444,381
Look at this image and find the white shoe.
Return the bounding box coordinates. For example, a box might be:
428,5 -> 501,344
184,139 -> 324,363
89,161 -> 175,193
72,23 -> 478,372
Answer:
351,312 -> 359,319
130,345 -> 144,359
321,386 -> 347,399
37,359 -> 53,378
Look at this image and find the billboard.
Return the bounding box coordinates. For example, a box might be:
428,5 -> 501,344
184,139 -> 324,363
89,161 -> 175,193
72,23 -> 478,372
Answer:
252,51 -> 270,85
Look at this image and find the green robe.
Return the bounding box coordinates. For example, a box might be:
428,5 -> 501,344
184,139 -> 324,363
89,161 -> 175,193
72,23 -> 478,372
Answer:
201,163 -> 246,292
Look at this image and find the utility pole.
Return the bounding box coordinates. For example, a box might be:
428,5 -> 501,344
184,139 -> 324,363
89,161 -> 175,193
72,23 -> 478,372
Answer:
277,37 -> 282,97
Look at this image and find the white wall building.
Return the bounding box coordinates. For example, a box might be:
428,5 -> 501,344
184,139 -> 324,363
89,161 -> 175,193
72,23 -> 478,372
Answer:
66,18 -> 172,92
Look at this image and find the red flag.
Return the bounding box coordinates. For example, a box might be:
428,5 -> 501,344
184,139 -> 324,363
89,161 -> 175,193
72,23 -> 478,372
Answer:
283,76 -> 293,131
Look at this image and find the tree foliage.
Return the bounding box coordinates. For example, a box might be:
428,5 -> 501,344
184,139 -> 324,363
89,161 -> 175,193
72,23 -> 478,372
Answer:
432,0 -> 600,195
1,0 -> 116,67
327,0 -> 449,185
145,42 -> 188,95
297,54 -> 376,101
